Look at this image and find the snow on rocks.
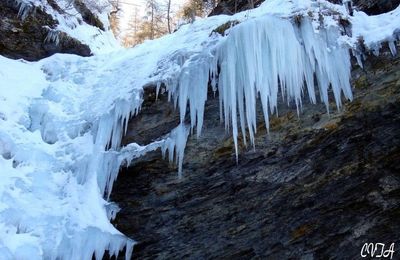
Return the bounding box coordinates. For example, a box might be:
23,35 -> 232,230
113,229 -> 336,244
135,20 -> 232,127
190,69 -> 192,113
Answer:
13,0 -> 119,54
351,4 -> 400,57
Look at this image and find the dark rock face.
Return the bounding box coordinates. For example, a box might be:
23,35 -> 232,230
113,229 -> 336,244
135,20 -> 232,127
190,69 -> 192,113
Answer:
209,0 -> 400,16
352,0 -> 400,15
209,0 -> 264,16
72,0 -> 105,31
0,0 -> 92,61
112,48 -> 400,258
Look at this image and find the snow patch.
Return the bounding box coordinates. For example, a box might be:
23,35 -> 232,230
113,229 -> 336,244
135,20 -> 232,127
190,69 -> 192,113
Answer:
351,5 -> 400,58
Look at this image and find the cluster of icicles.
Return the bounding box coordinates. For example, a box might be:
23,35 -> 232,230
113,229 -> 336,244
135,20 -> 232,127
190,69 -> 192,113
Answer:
155,15 -> 352,175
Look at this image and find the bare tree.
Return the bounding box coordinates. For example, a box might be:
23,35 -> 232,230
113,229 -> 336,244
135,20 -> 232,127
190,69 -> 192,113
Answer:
180,0 -> 217,21
234,0 -> 237,13
167,0 -> 171,33
145,0 -> 162,39
123,0 -> 168,45
248,0 -> 254,9
109,0 -> 122,38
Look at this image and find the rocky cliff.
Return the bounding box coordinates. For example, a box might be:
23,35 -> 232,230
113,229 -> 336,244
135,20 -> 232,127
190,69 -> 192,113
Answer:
112,44 -> 400,259
109,2 -> 400,259
0,0 -> 109,61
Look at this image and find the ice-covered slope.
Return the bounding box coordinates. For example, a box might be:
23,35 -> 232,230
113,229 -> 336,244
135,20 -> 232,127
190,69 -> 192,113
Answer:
0,0 -> 399,259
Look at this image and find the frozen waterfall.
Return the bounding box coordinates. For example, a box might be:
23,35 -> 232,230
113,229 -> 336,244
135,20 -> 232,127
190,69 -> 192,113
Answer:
1,0 -> 399,259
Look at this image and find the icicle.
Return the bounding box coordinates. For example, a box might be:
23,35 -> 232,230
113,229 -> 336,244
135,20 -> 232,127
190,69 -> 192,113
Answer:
13,0 -> 33,20
161,124 -> 190,177
214,15 -> 352,158
388,40 -> 397,56
44,28 -> 61,45
86,96 -> 142,199
105,202 -> 120,221
156,82 -> 161,100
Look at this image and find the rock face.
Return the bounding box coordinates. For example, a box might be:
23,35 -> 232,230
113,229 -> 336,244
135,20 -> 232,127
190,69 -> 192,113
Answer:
0,0 -> 92,61
352,0 -> 400,14
112,46 -> 400,259
209,0 -> 400,16
209,0 -> 263,16
72,0 -> 105,30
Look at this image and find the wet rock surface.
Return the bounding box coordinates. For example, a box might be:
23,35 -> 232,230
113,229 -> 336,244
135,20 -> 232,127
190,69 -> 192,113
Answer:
0,0 -> 92,61
112,49 -> 400,259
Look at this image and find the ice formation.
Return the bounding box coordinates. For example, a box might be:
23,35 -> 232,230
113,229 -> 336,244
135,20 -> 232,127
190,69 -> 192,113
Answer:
0,54 -> 136,259
216,15 -> 352,157
351,4 -> 400,59
0,0 -> 399,259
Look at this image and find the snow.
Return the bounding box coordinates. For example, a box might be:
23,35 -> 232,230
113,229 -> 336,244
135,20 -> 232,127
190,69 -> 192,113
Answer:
0,0 -> 399,259
352,4 -> 400,56
14,0 -> 120,54
0,56 -> 135,259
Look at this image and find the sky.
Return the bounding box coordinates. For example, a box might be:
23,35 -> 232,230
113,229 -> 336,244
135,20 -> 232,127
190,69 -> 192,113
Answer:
119,0 -> 187,34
